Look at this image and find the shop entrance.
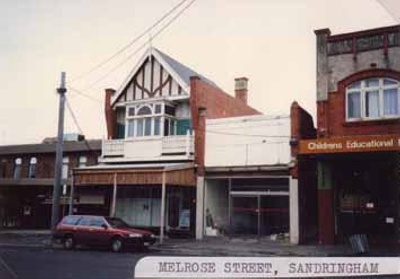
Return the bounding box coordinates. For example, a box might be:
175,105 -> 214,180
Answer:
230,191 -> 289,236
333,152 -> 399,244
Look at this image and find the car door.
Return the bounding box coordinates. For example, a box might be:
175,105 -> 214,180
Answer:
88,216 -> 111,246
75,216 -> 92,245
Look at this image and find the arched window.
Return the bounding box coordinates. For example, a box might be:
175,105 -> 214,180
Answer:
13,158 -> 22,179
62,157 -> 69,179
28,157 -> 37,178
346,78 -> 400,121
137,106 -> 152,116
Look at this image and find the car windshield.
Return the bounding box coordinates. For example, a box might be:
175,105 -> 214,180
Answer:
105,217 -> 129,228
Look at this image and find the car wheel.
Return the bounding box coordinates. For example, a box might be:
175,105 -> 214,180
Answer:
63,235 -> 75,250
110,237 -> 123,253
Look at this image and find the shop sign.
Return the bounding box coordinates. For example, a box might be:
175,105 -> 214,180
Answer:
299,135 -> 400,154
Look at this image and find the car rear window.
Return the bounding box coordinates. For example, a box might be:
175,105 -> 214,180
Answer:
62,215 -> 81,225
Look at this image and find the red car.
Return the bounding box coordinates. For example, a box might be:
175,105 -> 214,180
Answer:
54,215 -> 156,252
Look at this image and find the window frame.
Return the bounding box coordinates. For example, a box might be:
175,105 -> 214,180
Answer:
78,156 -> 87,168
125,102 -> 179,139
346,77 -> 400,122
28,157 -> 37,178
62,156 -> 69,179
13,158 -> 22,179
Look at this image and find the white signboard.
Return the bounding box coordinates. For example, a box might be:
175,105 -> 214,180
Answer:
135,257 -> 400,278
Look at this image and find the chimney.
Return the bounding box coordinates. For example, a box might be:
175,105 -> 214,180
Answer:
105,88 -> 116,139
235,77 -> 248,105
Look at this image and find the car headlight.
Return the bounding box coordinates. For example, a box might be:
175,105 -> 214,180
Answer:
150,234 -> 156,238
128,233 -> 142,238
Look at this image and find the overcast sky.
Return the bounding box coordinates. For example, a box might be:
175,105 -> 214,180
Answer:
0,0 -> 398,145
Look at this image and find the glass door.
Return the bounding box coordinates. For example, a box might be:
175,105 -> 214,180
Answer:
230,196 -> 258,235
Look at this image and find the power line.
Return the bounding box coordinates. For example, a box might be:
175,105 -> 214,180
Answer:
177,122 -> 290,138
65,97 -> 98,154
67,85 -> 102,104
376,0 -> 400,22
82,0 -> 197,92
69,0 -> 189,84
206,129 -> 290,138
66,98 -> 86,136
81,41 -> 148,91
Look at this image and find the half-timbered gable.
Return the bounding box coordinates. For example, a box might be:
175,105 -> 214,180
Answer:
112,47 -> 210,105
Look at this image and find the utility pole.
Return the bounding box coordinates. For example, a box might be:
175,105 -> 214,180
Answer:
51,72 -> 67,235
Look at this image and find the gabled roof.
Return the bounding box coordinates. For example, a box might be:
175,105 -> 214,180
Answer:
112,47 -> 218,106
153,48 -> 219,89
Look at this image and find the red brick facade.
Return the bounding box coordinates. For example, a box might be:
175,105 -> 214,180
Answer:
190,76 -> 261,175
318,69 -> 400,138
293,25 -> 400,245
0,148 -> 99,180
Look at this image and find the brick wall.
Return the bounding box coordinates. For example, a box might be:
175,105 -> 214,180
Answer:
290,101 -> 316,178
0,150 -> 100,179
318,68 -> 400,137
190,77 -> 261,175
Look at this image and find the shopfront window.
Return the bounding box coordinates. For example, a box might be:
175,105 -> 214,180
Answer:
346,77 -> 400,121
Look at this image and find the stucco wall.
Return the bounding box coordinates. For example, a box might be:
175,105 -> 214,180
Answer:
205,115 -> 290,167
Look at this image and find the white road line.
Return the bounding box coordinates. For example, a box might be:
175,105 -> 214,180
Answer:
0,254 -> 18,279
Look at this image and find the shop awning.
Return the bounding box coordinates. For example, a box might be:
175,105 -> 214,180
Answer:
73,163 -> 196,187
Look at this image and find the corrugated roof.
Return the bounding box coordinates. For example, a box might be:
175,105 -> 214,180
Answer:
0,140 -> 101,155
153,48 -> 219,88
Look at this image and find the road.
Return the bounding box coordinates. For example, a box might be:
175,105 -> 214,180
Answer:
0,246 -> 156,279
1,246 -> 399,279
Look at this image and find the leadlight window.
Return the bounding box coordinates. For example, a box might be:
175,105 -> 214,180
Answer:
346,78 -> 400,121
125,103 -> 179,138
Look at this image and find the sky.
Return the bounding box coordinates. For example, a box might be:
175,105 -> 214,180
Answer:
0,0 -> 398,145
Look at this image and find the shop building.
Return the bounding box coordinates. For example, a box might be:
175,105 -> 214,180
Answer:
198,115 -> 295,241
73,47 -> 260,237
0,136 -> 100,229
291,25 -> 400,245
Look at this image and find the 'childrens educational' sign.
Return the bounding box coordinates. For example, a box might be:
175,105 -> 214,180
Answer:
135,257 -> 399,278
299,135 -> 400,154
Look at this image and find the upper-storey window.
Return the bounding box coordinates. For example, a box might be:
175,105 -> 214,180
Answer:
126,102 -> 177,138
62,157 -> 69,179
13,158 -> 22,179
28,157 -> 37,178
346,78 -> 400,121
78,156 -> 87,168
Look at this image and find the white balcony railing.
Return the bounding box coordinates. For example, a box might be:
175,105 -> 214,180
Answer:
162,135 -> 194,155
102,134 -> 194,160
102,139 -> 125,157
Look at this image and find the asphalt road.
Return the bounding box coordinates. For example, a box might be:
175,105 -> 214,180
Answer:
1,246 -> 399,279
0,246 -> 156,279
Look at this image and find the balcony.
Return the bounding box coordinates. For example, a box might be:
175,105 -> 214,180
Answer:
102,134 -> 194,162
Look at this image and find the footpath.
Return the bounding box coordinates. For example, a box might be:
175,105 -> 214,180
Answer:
0,230 -> 396,257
